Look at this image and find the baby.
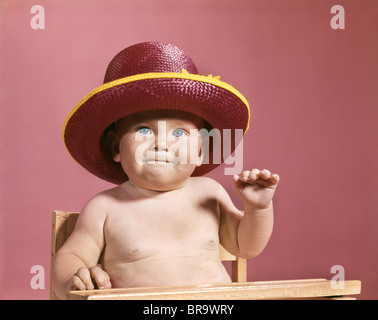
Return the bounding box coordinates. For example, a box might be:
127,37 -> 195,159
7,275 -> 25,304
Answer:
51,42 -> 279,299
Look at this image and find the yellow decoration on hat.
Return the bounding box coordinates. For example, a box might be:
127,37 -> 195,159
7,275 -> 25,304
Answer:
207,74 -> 221,80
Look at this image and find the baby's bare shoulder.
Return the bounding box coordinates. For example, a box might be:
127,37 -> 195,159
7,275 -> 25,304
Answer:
188,177 -> 222,194
189,176 -> 219,185
80,186 -> 125,217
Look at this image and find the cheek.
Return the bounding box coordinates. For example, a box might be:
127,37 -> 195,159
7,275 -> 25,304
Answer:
117,136 -> 139,164
120,134 -> 146,153
134,136 -> 155,162
172,136 -> 202,164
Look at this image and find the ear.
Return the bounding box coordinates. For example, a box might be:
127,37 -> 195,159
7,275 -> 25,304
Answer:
107,130 -> 121,162
196,154 -> 204,167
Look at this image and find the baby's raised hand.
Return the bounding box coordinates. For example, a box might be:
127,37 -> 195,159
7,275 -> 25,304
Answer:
68,266 -> 112,291
233,169 -> 279,210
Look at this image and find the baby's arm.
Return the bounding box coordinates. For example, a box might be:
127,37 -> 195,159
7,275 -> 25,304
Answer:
218,169 -> 279,259
51,195 -> 111,299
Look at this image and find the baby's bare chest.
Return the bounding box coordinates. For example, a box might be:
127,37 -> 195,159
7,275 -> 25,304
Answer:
103,198 -> 220,262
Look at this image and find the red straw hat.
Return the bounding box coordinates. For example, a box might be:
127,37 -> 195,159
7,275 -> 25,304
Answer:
63,42 -> 250,184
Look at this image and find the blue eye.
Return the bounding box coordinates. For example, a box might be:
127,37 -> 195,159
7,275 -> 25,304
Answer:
137,127 -> 152,135
172,129 -> 186,137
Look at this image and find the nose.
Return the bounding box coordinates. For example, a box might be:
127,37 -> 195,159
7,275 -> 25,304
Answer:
154,134 -> 168,151
154,120 -> 169,151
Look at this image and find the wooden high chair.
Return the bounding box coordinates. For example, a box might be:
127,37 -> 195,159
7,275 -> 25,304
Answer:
50,210 -> 361,300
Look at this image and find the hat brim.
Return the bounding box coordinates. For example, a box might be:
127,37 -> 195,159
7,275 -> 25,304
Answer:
63,72 -> 250,184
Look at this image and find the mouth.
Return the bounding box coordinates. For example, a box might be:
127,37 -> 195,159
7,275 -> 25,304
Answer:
144,152 -> 176,165
145,160 -> 172,165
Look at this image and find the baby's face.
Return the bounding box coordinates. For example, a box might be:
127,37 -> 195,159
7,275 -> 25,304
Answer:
110,110 -> 205,191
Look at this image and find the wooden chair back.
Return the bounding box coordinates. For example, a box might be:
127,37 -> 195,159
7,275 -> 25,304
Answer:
50,210 -> 247,300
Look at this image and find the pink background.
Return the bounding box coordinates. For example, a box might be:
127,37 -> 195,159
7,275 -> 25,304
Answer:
1,0 -> 377,299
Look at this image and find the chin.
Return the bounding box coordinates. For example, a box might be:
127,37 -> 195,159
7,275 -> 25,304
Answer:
128,164 -> 197,191
129,172 -> 177,190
